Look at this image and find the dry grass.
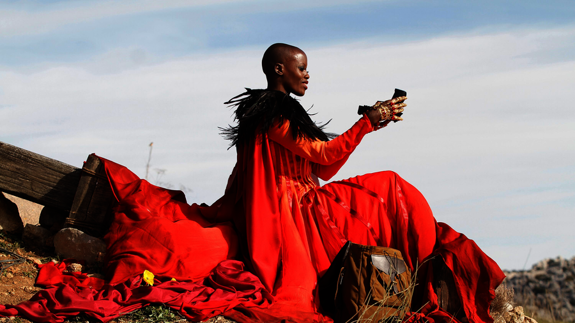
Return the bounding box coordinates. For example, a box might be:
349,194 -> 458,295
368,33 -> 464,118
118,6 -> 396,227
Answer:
491,284 -> 515,323
351,264 -> 420,323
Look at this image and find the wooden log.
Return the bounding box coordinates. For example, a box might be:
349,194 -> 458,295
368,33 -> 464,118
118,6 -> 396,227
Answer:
65,154 -> 115,237
0,141 -> 81,212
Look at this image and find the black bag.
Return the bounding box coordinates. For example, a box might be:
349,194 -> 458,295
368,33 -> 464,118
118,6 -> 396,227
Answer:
318,242 -> 413,323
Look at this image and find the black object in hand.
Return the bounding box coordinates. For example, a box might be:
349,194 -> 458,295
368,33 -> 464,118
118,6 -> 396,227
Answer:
357,88 -> 407,116
392,88 -> 407,122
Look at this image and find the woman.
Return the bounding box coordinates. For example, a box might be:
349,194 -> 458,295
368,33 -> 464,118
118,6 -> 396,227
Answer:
0,44 -> 504,323
209,43 -> 504,322
217,43 -> 419,305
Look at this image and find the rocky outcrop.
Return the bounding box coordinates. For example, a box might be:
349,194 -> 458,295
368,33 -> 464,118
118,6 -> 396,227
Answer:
504,256 -> 575,322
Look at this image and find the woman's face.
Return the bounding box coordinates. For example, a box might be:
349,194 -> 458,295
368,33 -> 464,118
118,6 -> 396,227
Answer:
280,51 -> 309,96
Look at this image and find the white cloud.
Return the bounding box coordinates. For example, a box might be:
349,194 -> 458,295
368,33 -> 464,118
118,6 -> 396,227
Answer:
1,25 -> 574,270
0,0 -> 385,38
0,1 -> 233,37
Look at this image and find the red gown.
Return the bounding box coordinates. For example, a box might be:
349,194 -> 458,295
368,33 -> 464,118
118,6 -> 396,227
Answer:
212,114 -> 504,322
0,115 -> 504,323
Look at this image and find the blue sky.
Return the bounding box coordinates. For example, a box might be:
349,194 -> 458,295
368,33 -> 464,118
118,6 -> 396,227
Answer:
3,1 -> 575,65
1,0 -> 574,270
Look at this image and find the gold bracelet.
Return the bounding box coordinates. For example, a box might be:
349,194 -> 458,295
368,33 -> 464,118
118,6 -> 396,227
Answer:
378,106 -> 392,121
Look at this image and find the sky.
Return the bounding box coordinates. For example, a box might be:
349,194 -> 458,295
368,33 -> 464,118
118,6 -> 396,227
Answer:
0,0 -> 574,270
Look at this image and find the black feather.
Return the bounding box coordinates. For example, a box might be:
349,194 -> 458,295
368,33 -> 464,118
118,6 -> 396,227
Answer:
220,89 -> 336,148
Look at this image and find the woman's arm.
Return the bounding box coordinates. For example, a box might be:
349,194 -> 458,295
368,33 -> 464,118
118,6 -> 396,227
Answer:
268,97 -> 406,180
268,114 -> 374,180
311,156 -> 349,181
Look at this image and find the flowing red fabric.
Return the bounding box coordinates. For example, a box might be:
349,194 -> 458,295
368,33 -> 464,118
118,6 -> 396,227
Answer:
0,259 -> 274,322
99,158 -> 238,285
0,116 -> 504,322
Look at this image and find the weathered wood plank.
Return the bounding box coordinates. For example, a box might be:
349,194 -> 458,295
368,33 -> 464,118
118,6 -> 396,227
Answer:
0,141 -> 81,211
65,154 -> 115,237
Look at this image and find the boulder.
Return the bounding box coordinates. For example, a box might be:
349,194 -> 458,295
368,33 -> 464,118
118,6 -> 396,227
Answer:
0,193 -> 24,234
53,228 -> 106,264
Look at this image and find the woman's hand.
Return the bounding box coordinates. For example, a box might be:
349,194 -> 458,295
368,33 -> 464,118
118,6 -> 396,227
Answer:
367,96 -> 407,130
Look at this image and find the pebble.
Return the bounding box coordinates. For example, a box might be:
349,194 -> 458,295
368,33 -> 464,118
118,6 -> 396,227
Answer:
27,257 -> 43,265
67,263 -> 83,273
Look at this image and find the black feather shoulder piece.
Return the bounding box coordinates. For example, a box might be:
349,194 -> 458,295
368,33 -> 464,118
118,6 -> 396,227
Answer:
220,89 -> 335,148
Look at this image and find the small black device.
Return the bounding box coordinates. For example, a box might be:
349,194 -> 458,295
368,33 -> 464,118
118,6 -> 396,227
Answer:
392,88 -> 406,122
357,88 -> 407,117
392,88 -> 407,99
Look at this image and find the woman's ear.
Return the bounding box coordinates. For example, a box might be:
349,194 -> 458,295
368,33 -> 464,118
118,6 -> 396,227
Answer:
274,63 -> 284,76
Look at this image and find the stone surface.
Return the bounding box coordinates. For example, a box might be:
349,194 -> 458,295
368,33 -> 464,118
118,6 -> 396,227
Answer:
66,263 -> 83,273
505,256 -> 575,322
53,228 -> 106,264
503,306 -> 525,323
0,193 -> 24,234
2,192 -> 42,226
21,224 -> 52,248
26,257 -> 43,266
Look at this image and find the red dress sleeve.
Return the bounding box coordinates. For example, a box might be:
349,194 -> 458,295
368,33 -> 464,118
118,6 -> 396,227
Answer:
268,114 -> 374,181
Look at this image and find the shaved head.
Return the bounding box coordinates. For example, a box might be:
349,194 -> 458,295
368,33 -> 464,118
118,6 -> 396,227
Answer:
262,43 -> 304,77
262,43 -> 309,96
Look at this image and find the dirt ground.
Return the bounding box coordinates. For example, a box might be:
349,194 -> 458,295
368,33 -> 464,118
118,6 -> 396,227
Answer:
0,232 -> 52,323
0,232 -> 234,323
0,253 -> 43,307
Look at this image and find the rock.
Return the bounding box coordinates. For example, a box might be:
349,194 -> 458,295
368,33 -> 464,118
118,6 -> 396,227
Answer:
502,306 -> 525,323
504,255 -> 575,322
27,257 -> 43,266
1,192 -> 43,226
88,273 -> 105,279
22,224 -> 52,248
5,273 -> 13,279
0,193 -> 24,234
548,256 -> 567,268
53,228 -> 106,264
532,259 -> 548,271
66,263 -> 82,273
